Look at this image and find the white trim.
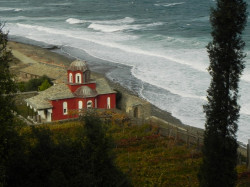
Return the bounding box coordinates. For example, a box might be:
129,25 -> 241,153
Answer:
87,100 -> 93,109
69,73 -> 73,83
63,102 -> 68,115
75,73 -> 82,83
78,100 -> 83,110
107,97 -> 111,109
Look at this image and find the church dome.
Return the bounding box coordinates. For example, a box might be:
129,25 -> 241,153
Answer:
68,60 -> 89,72
74,86 -> 97,98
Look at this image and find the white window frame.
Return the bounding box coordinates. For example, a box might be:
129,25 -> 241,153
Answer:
87,100 -> 93,109
78,100 -> 83,110
107,97 -> 111,109
75,73 -> 82,83
69,73 -> 73,83
63,102 -> 68,115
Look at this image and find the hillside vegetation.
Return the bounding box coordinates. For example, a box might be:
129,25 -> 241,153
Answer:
41,112 -> 250,187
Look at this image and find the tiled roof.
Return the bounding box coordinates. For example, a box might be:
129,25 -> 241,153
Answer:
74,86 -> 98,98
96,78 -> 116,94
26,83 -> 74,110
67,60 -> 89,72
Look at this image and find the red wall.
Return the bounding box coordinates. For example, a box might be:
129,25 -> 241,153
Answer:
51,94 -> 116,121
97,93 -> 116,109
51,97 -> 97,121
51,98 -> 77,121
68,70 -> 84,83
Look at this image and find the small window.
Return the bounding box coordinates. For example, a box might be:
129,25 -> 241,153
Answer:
63,102 -> 68,115
75,73 -> 82,83
69,73 -> 73,83
78,100 -> 83,110
87,100 -> 93,109
107,97 -> 111,109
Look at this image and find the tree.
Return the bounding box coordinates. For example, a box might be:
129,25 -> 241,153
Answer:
0,23 -> 18,186
39,79 -> 51,91
80,112 -> 131,186
198,0 -> 247,186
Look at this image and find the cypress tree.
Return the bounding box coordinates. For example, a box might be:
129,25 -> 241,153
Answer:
199,0 -> 247,186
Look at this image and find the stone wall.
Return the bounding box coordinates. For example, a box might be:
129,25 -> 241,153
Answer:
119,92 -> 151,120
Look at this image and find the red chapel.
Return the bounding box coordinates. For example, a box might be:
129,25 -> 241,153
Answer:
26,60 -> 116,122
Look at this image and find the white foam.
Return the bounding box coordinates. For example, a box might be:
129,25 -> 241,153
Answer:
146,22 -> 164,27
47,3 -> 72,6
66,18 -> 85,24
66,17 -> 135,25
154,2 -> 185,7
0,7 -> 22,11
94,17 -> 135,25
88,23 -> 140,32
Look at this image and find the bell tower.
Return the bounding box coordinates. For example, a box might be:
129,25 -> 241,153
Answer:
67,60 -> 94,92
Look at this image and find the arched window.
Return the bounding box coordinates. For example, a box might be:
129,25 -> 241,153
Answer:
75,73 -> 82,83
134,107 -> 139,118
78,101 -> 83,110
63,102 -> 68,115
87,100 -> 93,109
69,73 -> 73,83
107,97 -> 111,109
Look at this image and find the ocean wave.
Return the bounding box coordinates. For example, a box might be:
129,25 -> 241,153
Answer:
66,17 -> 135,25
154,2 -> 185,7
97,17 -> 135,25
88,23 -> 127,32
47,3 -> 72,6
66,18 -> 86,24
0,7 -> 23,12
146,22 -> 164,27
88,23 -> 142,32
16,23 -> 68,36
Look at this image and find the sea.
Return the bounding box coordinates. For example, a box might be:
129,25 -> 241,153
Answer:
0,0 -> 250,144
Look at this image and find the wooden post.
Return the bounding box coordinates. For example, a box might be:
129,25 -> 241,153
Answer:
247,139 -> 250,171
186,130 -> 190,147
197,132 -> 200,148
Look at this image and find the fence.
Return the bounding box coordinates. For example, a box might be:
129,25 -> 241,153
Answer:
248,140 -> 250,170
147,116 -> 204,148
146,116 -> 249,165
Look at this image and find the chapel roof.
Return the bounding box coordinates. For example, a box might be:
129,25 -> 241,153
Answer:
95,78 -> 116,94
74,86 -> 98,98
26,83 -> 74,110
67,60 -> 89,72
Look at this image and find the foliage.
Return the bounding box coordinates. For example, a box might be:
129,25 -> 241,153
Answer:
46,118 -> 203,187
237,165 -> 250,187
199,0 -> 248,186
80,112 -> 131,186
0,22 -> 18,186
6,113 -> 130,187
18,75 -> 52,92
38,79 -> 52,91
6,111 -> 249,187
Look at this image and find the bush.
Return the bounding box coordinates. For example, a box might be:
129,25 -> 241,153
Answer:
18,75 -> 52,92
